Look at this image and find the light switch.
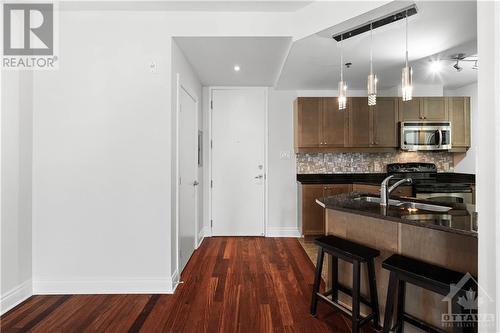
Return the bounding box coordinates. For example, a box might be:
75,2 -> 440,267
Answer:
149,61 -> 158,73
279,151 -> 291,160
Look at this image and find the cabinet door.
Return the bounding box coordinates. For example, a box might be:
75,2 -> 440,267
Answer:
322,97 -> 348,147
294,98 -> 322,148
399,98 -> 422,121
449,97 -> 471,147
301,185 -> 325,236
372,97 -> 399,147
352,184 -> 380,195
349,97 -> 371,147
423,97 -> 448,120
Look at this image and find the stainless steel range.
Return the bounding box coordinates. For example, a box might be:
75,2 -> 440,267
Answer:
386,163 -> 474,205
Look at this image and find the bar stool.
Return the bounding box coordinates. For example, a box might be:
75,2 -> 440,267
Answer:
382,254 -> 477,333
310,235 -> 381,333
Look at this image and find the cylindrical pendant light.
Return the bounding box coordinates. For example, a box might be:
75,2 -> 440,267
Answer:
401,10 -> 413,101
338,35 -> 347,110
367,22 -> 377,106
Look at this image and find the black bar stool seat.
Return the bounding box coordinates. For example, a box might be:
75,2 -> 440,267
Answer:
382,254 -> 477,333
310,235 -> 381,333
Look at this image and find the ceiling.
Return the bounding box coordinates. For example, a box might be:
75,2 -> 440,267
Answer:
61,1 -> 312,12
276,1 -> 478,90
174,1 -> 477,90
174,37 -> 292,86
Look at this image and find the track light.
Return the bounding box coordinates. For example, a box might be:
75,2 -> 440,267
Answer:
453,60 -> 463,72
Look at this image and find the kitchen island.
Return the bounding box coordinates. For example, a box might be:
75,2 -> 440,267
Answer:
316,192 -> 477,332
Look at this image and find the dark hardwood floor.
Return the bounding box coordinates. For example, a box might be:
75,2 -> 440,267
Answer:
1,237 -> 377,332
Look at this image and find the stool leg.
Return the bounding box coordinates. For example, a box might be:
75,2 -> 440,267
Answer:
396,280 -> 406,333
331,255 -> 339,302
383,271 -> 398,333
367,259 -> 380,328
310,247 -> 324,316
352,260 -> 361,333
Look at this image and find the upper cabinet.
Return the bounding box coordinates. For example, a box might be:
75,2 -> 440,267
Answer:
294,97 -> 347,150
399,97 -> 448,121
294,96 -> 470,152
448,97 -> 471,148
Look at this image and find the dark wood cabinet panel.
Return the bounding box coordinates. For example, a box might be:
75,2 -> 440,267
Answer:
322,97 -> 348,147
372,97 -> 398,147
449,97 -> 471,148
301,184 -> 352,236
399,98 -> 422,121
349,97 -> 371,147
301,185 -> 325,236
294,98 -> 322,148
423,97 -> 448,120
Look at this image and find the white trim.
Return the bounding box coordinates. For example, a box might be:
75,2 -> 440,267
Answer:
175,74 -> 200,278
208,87 -> 269,237
266,227 -> 301,238
197,226 -> 209,247
170,269 -> 181,293
32,278 -> 175,295
1,279 -> 33,315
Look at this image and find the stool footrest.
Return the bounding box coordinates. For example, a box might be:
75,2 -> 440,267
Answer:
399,313 -> 446,333
316,292 -> 375,327
334,283 -> 373,308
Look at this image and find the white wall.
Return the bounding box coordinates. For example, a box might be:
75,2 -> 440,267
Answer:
1,70 -> 34,313
444,83 -> 477,174
32,11 -> 173,293
267,89 -> 299,236
477,1 -> 500,330
171,39 -> 203,280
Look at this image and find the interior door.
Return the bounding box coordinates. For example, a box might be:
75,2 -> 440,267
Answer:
179,87 -> 198,272
211,88 -> 266,236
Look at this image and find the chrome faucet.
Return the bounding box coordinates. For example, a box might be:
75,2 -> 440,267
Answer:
380,175 -> 413,206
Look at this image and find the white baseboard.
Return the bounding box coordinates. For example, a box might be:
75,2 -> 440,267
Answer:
1,279 -> 33,315
33,277 -> 175,295
266,227 -> 301,237
197,226 -> 210,248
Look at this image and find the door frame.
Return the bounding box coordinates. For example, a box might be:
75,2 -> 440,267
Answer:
175,74 -> 200,277
207,86 -> 269,237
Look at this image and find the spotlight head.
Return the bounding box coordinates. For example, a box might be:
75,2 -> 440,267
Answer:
453,61 -> 463,72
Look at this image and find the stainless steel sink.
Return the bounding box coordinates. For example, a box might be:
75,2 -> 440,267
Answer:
354,196 -> 452,212
397,201 -> 452,212
353,196 -> 401,206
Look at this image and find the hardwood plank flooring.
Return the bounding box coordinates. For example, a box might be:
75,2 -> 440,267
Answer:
1,237 -> 377,332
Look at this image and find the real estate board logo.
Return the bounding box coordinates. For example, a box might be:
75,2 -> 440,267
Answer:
2,2 -> 58,69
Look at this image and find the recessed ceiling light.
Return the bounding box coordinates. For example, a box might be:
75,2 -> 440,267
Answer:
429,60 -> 442,74
233,65 -> 240,72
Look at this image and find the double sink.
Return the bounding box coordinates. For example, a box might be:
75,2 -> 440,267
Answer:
353,196 -> 452,213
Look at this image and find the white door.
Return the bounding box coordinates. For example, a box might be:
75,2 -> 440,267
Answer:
179,87 -> 198,272
211,88 -> 266,236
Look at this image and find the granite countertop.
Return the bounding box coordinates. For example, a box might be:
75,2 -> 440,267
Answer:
316,192 -> 477,238
297,173 -> 475,185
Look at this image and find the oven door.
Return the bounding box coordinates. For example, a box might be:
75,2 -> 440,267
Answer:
400,122 -> 452,150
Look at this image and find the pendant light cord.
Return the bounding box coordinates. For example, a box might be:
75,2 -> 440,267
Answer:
405,10 -> 409,68
340,35 -> 344,82
370,23 -> 373,74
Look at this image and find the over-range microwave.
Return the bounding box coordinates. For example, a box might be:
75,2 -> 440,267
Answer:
400,121 -> 452,151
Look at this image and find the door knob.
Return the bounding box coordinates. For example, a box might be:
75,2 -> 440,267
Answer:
193,181 -> 199,186
254,175 -> 264,179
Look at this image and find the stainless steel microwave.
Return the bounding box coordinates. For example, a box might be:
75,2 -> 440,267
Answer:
400,121 -> 452,151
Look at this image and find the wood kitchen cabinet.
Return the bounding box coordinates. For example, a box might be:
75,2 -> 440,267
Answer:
294,96 -> 470,152
294,97 -> 347,151
399,97 -> 448,121
448,97 -> 471,148
348,97 -> 398,147
352,183 -> 413,197
300,184 -> 351,236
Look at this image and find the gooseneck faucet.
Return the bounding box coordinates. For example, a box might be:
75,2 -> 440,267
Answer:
380,175 -> 413,206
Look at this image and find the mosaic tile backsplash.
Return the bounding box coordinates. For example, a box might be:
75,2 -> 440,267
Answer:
297,152 -> 454,174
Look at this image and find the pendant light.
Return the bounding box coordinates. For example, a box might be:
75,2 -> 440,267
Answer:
338,35 -> 347,110
367,22 -> 377,106
401,10 -> 413,101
